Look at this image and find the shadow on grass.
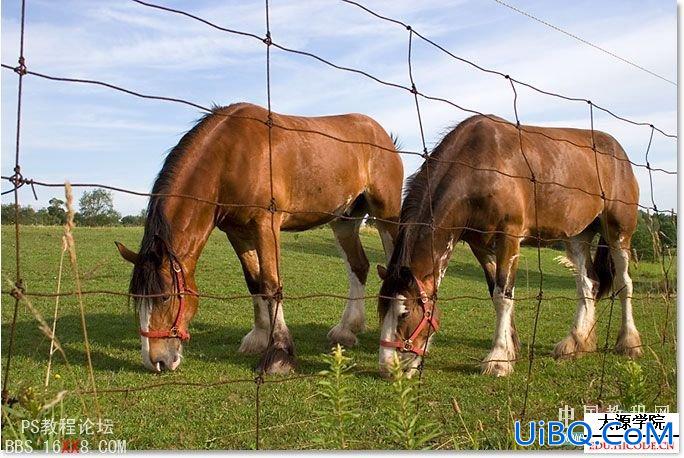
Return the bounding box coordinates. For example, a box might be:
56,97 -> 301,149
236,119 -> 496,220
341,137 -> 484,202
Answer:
445,259 -> 576,292
3,315 -> 383,377
2,312 -> 145,373
282,236 -> 387,264
3,310 -> 559,382
285,238 -> 577,294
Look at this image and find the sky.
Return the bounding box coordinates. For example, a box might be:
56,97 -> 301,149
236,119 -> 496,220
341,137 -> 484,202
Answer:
0,0 -> 677,216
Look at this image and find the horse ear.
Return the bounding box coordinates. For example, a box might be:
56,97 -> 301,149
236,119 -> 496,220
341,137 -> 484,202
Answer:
377,264 -> 388,280
115,241 -> 138,264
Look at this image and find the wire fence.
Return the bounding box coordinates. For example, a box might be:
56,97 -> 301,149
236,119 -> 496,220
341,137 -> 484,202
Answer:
1,0 -> 677,450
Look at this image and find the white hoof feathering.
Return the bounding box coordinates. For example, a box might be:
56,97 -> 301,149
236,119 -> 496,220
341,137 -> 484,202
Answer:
349,318 -> 366,334
481,348 -> 515,377
327,323 -> 358,347
615,328 -> 643,358
238,327 -> 269,354
552,331 -> 596,360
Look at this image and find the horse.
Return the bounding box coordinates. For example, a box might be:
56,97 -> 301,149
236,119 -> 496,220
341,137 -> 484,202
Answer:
114,102 -> 403,374
376,114 -> 642,377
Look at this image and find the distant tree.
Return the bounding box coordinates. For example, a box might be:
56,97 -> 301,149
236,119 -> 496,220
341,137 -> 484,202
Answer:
631,212 -> 654,261
78,189 -> 121,226
1,204 -> 16,224
35,208 -> 52,225
656,213 -> 677,249
46,197 -> 67,225
631,211 -> 677,262
1,203 -> 37,225
120,215 -> 137,226
120,208 -> 148,226
20,206 -> 37,224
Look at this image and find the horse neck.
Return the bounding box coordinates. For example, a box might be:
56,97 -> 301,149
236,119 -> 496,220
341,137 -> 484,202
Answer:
156,171 -> 222,280
397,206 -> 464,296
159,196 -> 216,280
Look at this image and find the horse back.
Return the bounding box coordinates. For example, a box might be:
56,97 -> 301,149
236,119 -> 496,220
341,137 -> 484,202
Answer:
431,115 -> 638,241
210,103 -> 402,228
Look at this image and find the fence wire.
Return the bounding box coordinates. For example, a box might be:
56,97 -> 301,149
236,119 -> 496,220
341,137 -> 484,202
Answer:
0,0 -> 677,450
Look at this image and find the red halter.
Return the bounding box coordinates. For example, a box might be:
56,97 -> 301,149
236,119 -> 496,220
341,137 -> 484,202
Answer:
139,259 -> 196,342
380,276 -> 440,356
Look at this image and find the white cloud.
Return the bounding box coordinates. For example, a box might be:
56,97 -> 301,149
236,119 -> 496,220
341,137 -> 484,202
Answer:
1,0 -> 676,215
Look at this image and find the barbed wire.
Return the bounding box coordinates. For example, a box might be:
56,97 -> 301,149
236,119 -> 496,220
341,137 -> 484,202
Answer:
2,288 -> 675,307
0,178 -> 676,291
2,0 -> 27,407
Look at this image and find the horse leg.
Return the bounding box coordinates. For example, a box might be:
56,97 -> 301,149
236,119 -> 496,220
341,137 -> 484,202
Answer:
375,219 -> 396,263
328,218 -> 369,347
376,221 -> 397,263
553,231 -> 598,359
254,220 -> 296,374
482,234 -> 520,376
364,186 -> 401,263
470,243 -> 497,297
226,234 -> 271,355
470,243 -> 521,353
610,235 -> 643,358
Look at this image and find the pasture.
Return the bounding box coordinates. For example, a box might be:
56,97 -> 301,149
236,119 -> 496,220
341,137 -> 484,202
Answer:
1,225 -> 676,449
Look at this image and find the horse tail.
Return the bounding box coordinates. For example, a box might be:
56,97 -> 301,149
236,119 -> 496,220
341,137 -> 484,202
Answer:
593,234 -> 614,299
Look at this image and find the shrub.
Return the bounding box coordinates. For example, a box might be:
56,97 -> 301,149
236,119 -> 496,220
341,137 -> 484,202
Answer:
384,355 -> 441,449
617,360 -> 646,411
314,344 -> 359,449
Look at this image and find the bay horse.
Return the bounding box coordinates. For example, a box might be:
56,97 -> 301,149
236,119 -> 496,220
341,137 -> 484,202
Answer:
377,114 -> 642,377
115,102 -> 403,374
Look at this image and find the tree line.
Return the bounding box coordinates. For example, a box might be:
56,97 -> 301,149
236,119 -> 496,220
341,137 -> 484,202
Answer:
1,189 -> 676,261
1,189 -> 146,227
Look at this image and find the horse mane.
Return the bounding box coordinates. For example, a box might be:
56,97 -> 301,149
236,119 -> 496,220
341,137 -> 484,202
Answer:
387,115 -> 482,278
386,165 -> 436,279
129,105 -> 226,301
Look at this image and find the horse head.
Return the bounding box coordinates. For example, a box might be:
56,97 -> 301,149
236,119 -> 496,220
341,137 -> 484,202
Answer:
116,239 -> 198,372
376,264 -> 441,378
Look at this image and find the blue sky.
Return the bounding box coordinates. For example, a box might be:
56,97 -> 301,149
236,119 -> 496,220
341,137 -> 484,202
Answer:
1,0 -> 677,215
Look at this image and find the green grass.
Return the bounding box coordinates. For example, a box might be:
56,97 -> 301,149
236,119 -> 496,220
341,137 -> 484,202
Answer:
1,225 -> 677,449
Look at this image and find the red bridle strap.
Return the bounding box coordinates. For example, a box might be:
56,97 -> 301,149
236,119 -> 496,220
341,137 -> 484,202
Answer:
380,276 -> 439,356
139,260 -> 196,342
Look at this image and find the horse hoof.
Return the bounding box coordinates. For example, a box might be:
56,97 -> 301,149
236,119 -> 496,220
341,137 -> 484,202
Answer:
327,324 -> 358,347
257,347 -> 296,375
350,321 -> 366,334
615,329 -> 643,359
481,360 -> 514,377
552,332 -> 596,360
481,349 -> 515,377
238,328 -> 269,354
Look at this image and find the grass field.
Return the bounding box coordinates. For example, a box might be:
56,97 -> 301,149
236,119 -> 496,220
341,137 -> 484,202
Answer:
1,225 -> 677,449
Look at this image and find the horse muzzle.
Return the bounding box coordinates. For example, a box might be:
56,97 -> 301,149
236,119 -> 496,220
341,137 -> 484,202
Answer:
146,350 -> 182,372
142,335 -> 183,372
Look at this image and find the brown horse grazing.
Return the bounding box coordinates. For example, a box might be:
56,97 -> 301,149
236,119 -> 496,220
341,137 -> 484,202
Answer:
115,102 -> 403,374
377,114 -> 642,377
